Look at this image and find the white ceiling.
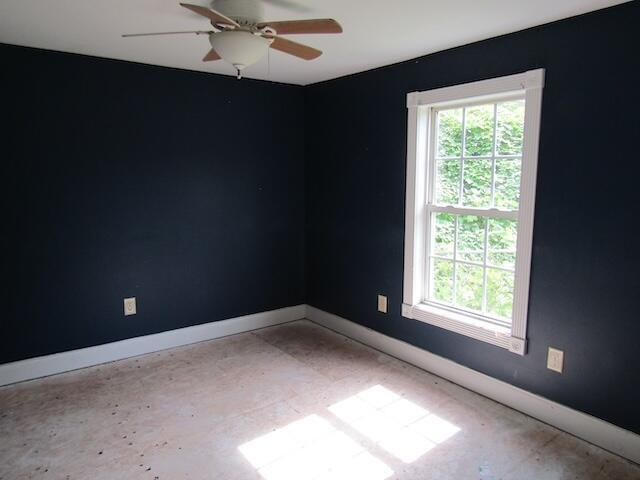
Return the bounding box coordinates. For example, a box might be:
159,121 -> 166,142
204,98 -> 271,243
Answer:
0,0 -> 628,85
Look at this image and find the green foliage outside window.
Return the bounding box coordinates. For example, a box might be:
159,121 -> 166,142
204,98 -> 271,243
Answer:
430,100 -> 524,321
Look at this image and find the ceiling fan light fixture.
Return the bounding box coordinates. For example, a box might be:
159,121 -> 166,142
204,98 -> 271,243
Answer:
209,31 -> 271,71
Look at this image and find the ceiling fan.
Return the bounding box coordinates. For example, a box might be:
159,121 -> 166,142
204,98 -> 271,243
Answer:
123,1 -> 342,79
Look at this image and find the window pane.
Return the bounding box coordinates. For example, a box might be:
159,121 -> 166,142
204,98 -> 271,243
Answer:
433,213 -> 455,258
488,218 -> 517,269
464,104 -> 494,157
462,159 -> 492,208
435,159 -> 460,205
455,264 -> 483,311
494,158 -> 521,210
436,108 -> 462,158
431,258 -> 453,303
456,215 -> 485,263
496,100 -> 525,155
425,95 -> 530,326
486,268 -> 514,320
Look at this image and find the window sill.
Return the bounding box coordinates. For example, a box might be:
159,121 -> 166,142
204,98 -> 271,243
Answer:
401,302 -> 527,355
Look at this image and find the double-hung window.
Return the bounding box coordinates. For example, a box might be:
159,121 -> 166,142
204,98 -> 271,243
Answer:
402,70 -> 544,354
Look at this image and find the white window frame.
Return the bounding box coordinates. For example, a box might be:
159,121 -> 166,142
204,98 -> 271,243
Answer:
402,69 -> 544,355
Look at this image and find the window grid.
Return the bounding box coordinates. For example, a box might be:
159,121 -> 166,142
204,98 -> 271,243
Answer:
425,97 -> 524,325
483,103 -> 499,313
430,254 -> 515,274
427,216 -> 516,325
436,154 -> 521,160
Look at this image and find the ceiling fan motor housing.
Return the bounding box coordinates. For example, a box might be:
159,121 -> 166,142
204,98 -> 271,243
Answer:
212,0 -> 262,24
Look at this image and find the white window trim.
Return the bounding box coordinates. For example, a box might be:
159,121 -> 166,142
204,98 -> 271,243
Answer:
403,69 -> 544,355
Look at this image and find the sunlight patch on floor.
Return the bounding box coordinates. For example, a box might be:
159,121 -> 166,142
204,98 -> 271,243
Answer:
238,385 -> 460,479
238,414 -> 393,480
329,385 -> 460,463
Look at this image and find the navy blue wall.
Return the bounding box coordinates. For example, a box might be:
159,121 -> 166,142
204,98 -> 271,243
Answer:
305,2 -> 640,434
3,1 -> 639,435
2,44 -> 305,364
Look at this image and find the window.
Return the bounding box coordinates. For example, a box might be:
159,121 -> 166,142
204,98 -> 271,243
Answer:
403,70 -> 544,354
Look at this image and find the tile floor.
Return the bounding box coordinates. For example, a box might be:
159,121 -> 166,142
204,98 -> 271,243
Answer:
1,320 -> 638,480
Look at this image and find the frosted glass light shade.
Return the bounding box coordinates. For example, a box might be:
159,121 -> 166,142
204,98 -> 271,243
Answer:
209,31 -> 271,70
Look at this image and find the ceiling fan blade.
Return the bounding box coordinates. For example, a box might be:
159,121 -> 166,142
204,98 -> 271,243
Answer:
268,36 -> 322,60
180,3 -> 240,28
122,30 -> 211,38
257,19 -> 342,35
202,49 -> 221,62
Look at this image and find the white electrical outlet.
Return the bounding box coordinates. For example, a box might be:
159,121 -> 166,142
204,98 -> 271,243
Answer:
547,347 -> 564,373
124,297 -> 137,316
377,294 -> 388,313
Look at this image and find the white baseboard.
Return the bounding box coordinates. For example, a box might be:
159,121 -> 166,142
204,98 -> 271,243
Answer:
2,303 -> 637,465
0,305 -> 305,387
305,305 -> 640,465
